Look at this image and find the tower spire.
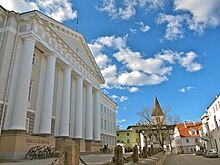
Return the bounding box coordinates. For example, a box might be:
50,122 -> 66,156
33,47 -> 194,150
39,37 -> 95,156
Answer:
152,95 -> 164,116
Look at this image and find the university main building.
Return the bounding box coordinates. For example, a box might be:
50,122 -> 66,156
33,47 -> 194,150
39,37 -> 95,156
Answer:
0,6 -> 117,159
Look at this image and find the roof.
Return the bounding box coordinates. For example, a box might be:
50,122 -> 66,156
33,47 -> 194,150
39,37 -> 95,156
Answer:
176,122 -> 202,137
152,96 -> 164,116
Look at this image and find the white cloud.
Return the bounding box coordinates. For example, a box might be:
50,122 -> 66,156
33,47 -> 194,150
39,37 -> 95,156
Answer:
118,71 -> 167,86
97,0 -> 165,20
129,87 -> 139,93
116,119 -> 126,123
178,52 -> 203,72
89,35 -> 203,90
0,0 -> 77,22
139,21 -> 151,32
156,13 -> 187,41
179,86 -> 195,93
0,0 -> 39,12
129,28 -> 137,34
174,0 -> 220,25
114,48 -> 173,75
111,95 -> 128,102
174,0 -> 220,33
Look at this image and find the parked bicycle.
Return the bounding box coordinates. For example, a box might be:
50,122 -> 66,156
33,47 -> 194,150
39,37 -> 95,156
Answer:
25,145 -> 56,160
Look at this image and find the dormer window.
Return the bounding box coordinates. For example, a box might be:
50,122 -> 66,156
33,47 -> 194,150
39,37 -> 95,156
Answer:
189,128 -> 196,135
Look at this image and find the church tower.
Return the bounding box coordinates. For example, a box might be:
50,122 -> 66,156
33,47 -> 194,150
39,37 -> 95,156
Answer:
152,96 -> 165,125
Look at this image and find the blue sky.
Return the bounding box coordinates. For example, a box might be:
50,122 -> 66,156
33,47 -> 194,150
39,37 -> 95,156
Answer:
1,0 -> 220,129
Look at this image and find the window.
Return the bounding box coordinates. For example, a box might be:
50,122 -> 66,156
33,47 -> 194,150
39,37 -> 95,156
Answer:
25,118 -> 30,132
101,118 -> 103,129
104,120 -> 106,130
127,133 -> 130,136
186,139 -> 189,143
127,139 -> 130,143
28,80 -> 33,101
195,138 -> 198,143
117,133 -> 119,136
214,116 -> 219,130
32,53 -> 36,65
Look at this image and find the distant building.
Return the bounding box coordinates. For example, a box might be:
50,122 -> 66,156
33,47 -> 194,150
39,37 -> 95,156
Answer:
116,125 -> 140,152
100,93 -> 117,150
0,6 -> 117,159
201,94 -> 220,151
116,96 -> 175,152
173,122 -> 202,154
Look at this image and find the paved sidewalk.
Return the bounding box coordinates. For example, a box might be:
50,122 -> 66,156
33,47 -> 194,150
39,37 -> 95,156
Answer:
125,152 -> 165,165
0,158 -> 56,165
0,152 -> 165,165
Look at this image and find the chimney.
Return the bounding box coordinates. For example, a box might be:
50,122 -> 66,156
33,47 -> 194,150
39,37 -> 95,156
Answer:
193,121 -> 196,126
184,121 -> 187,128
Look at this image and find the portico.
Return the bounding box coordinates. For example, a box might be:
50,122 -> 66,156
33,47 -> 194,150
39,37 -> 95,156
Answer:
0,6 -> 109,159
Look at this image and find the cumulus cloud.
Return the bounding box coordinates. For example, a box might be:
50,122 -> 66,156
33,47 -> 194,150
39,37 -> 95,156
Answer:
0,0 -> 77,22
96,0 -> 165,20
174,0 -> 220,34
179,86 -> 195,93
156,13 -> 187,40
89,35 -> 203,90
177,51 -> 203,72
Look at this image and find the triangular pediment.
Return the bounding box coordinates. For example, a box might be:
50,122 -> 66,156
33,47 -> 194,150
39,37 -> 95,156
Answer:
51,28 -> 97,71
35,12 -> 104,83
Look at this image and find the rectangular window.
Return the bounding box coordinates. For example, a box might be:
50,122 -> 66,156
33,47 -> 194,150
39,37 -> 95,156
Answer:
32,53 -> 36,65
101,118 -> 103,129
104,120 -> 107,130
195,138 -> 198,143
127,133 -> 129,136
28,80 -> 33,101
127,139 -> 130,143
26,118 -> 30,132
186,139 -> 189,143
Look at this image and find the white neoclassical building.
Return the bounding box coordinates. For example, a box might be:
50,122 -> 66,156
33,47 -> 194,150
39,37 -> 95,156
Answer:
0,6 -> 117,159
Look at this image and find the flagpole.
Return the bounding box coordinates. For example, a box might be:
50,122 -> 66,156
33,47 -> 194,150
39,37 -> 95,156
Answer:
76,14 -> 79,31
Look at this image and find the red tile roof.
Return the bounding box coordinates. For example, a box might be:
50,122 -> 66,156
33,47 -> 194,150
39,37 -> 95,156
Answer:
176,122 -> 202,137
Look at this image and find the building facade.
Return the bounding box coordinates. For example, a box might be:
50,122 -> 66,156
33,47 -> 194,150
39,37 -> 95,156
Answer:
201,94 -> 220,152
173,122 -> 202,154
100,92 -> 117,150
0,6 -> 117,159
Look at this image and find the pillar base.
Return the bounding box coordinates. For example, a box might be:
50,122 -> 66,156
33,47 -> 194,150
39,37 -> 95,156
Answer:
73,138 -> 85,152
55,136 -> 72,151
0,130 -> 55,159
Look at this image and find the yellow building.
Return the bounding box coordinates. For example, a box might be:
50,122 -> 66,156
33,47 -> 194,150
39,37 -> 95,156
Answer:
116,125 -> 143,152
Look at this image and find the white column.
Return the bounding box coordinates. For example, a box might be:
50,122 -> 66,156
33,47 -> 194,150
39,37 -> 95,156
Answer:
74,76 -> 83,138
94,91 -> 100,141
39,54 -> 56,134
140,133 -> 145,150
59,67 -> 71,137
85,84 -> 93,140
10,36 -> 36,130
